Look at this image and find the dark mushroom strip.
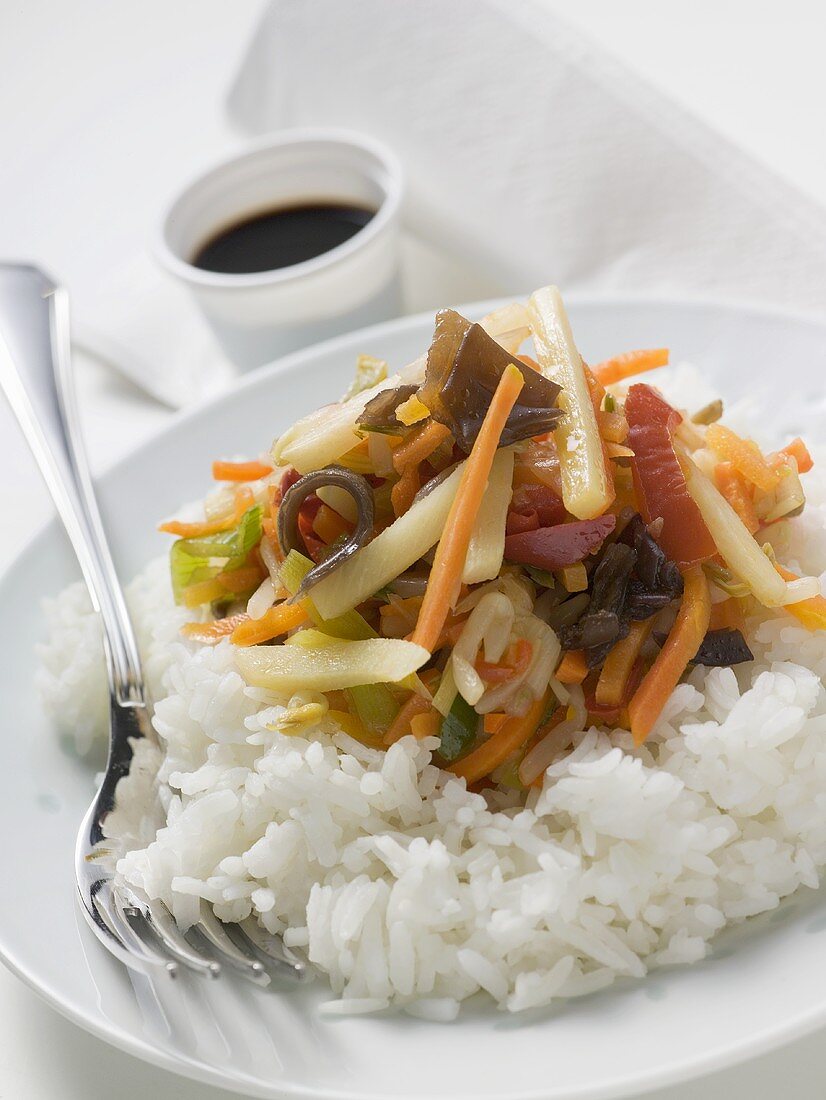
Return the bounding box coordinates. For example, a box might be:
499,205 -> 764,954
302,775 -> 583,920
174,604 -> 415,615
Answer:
557,543 -> 636,665
545,592 -> 590,631
625,581 -> 675,620
418,309 -> 563,453
618,513 -> 683,619
691,628 -> 754,667
277,466 -> 375,599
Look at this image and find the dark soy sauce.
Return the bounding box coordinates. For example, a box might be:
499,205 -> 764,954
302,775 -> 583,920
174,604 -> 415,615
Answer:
192,202 -> 375,275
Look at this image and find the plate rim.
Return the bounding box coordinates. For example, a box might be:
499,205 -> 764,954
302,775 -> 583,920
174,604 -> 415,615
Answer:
3,290 -> 826,1100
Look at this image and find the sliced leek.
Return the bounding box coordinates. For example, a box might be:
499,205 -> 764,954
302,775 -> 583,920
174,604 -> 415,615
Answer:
236,638 -> 429,692
528,286 -> 613,520
462,446 -> 515,584
680,450 -> 787,606
479,302 -> 531,354
274,356 -> 425,473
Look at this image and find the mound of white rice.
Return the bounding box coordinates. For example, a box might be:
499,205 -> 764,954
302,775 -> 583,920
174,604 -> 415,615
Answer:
38,464 -> 826,1021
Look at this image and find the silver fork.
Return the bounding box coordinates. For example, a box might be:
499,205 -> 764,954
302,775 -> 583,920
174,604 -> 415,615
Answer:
0,263 -> 308,985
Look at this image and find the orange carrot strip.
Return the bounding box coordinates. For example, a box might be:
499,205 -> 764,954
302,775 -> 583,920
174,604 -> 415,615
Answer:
391,464 -> 422,517
181,613 -> 249,645
774,563 -> 826,631
313,503 -> 354,545
427,612 -> 469,653
212,459 -> 273,482
474,661 -> 516,684
411,365 -> 525,652
709,598 -> 745,633
706,424 -> 780,493
714,462 -> 759,534
390,419 -> 451,517
595,619 -> 653,707
628,565 -> 711,744
449,691 -> 549,784
592,348 -> 669,386
216,564 -> 264,594
410,710 -> 441,739
555,650 -> 588,685
181,578 -> 226,608
392,419 -> 452,474
779,437 -> 814,474
230,602 -> 308,646
383,693 -> 433,745
159,488 -> 255,538
475,639 -> 533,684
483,712 -> 509,735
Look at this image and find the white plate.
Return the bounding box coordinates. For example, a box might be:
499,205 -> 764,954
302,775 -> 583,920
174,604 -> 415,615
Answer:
3,296 -> 826,1100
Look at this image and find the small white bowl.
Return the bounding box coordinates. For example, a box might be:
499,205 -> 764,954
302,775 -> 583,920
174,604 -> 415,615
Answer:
156,129 -> 403,369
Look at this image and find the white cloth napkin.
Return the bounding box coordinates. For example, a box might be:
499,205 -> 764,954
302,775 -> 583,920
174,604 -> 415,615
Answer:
75,249 -> 236,409
228,0 -> 826,314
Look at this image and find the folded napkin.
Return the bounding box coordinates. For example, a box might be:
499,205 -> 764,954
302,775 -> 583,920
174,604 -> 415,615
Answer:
76,249 -> 236,409
228,0 -> 826,314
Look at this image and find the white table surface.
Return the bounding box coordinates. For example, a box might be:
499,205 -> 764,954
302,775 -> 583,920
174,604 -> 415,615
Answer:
2,1 -> 826,1096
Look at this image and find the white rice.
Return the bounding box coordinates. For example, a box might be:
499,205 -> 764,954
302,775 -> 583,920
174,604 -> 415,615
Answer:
37,421 -> 826,1018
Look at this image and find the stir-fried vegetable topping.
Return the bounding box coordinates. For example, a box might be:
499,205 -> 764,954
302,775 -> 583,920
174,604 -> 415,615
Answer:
158,284 -> 822,788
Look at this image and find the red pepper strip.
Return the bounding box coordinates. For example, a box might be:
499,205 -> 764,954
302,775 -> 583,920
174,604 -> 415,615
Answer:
277,467 -> 301,504
297,494 -> 325,562
504,515 -> 616,571
625,384 -> 716,567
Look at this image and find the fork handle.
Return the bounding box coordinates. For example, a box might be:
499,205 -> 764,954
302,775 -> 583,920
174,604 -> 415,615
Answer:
0,264 -> 144,706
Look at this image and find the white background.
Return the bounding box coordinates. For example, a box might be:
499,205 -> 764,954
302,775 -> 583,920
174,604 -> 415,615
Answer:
2,1 -> 826,1096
